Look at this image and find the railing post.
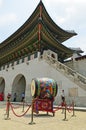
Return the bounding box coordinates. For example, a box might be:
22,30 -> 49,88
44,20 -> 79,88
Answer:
63,102 -> 68,121
22,99 -> 25,112
72,100 -> 76,117
5,94 -> 11,120
29,98 -> 36,125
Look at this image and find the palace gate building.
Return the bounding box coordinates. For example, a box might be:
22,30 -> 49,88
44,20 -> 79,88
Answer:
0,1 -> 86,106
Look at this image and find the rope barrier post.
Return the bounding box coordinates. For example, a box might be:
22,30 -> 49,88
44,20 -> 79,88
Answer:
22,99 -> 25,112
29,98 -> 36,125
5,94 -> 11,120
72,100 -> 76,117
63,102 -> 68,121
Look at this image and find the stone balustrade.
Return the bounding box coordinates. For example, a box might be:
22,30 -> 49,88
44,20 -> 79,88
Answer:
43,54 -> 86,90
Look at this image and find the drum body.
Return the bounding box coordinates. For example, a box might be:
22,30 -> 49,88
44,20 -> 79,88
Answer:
31,78 -> 58,98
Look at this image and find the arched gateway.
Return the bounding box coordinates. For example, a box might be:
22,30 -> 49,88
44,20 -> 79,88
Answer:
0,77 -> 5,101
12,74 -> 26,102
1,1 -> 84,106
0,77 -> 5,92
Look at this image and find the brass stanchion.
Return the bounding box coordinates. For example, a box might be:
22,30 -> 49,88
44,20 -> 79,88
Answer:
4,94 -> 11,120
63,102 -> 68,121
72,100 -> 76,117
22,99 -> 25,112
29,98 -> 36,125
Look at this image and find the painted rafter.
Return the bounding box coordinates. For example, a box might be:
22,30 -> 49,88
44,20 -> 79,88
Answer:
0,1 -> 77,66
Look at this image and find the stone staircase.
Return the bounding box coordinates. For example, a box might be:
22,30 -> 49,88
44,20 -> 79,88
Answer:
39,54 -> 86,91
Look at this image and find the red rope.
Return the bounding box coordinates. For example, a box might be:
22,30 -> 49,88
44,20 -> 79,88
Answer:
11,102 -> 31,109
67,104 -> 73,113
53,104 -> 63,112
54,102 -> 73,113
10,103 -> 31,117
10,104 -> 21,109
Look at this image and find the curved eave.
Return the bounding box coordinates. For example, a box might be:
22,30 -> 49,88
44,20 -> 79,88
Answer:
41,23 -> 73,57
42,2 -> 77,42
0,20 -> 39,54
0,25 -> 39,63
0,0 -> 77,49
0,2 -> 40,48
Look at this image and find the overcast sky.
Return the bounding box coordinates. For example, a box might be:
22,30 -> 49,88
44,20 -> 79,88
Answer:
0,0 -> 86,54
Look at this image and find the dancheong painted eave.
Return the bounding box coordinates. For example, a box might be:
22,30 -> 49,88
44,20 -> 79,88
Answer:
0,0 -> 77,66
0,1 -> 77,47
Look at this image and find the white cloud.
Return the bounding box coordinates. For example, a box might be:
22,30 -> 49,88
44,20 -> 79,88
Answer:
0,13 -> 17,27
45,0 -> 86,31
56,16 -> 65,24
0,0 -> 3,7
0,0 -> 86,53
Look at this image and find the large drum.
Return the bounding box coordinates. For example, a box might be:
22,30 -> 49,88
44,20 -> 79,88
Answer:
31,78 -> 58,98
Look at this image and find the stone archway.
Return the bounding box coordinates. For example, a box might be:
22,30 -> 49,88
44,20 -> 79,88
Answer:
12,74 -> 26,102
0,77 -> 5,101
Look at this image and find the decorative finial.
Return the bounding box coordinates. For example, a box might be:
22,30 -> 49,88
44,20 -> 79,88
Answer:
40,0 -> 42,4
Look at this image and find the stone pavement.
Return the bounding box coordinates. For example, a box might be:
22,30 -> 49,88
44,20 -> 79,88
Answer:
0,102 -> 86,130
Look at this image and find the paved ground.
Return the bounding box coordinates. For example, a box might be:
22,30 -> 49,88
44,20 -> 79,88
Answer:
0,102 -> 86,130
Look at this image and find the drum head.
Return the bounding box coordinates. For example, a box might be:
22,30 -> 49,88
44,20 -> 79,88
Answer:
31,80 -> 36,97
